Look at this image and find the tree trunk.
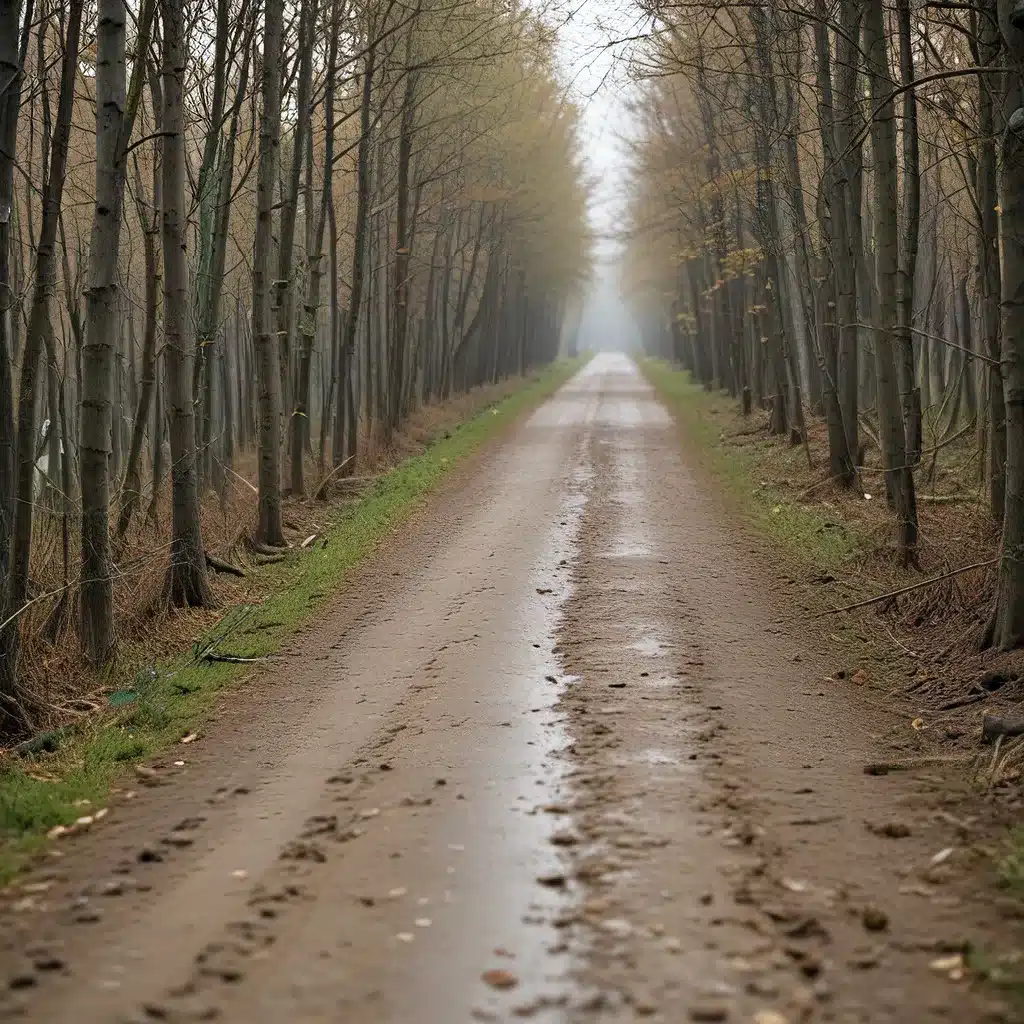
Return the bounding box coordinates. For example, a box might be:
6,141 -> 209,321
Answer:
340,37 -> 376,473
990,0 -> 1024,647
291,0 -> 337,496
388,21 -> 418,438
979,0 -> 1006,520
162,0 -> 213,605
0,0 -> 34,733
276,0 -> 317,415
252,0 -> 286,545
9,0 -> 84,644
81,0 -> 152,660
896,0 -> 922,465
864,0 -> 918,565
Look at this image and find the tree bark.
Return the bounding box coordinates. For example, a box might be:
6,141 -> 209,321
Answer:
864,0 -> 918,565
291,0 -> 338,496
9,0 -> 84,635
252,0 -> 287,544
162,0 -> 213,605
0,0 -> 34,733
990,0 -> 1024,647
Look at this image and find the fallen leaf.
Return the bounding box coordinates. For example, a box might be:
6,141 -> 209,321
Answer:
911,718 -> 925,731
754,1012 -> 790,1024
930,847 -> 955,866
930,953 -> 965,981
180,732 -> 199,744
481,968 -> 518,990
782,878 -> 808,893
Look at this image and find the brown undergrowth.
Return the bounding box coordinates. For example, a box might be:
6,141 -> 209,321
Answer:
14,377 -> 530,737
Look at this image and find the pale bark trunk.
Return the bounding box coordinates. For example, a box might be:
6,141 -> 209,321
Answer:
276,0 -> 317,414
291,0 -> 337,496
162,0 -> 212,605
80,0 -> 128,663
252,0 -> 286,544
339,38 -> 376,472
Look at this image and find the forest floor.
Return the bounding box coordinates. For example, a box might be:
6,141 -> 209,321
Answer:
0,353 -> 1022,1023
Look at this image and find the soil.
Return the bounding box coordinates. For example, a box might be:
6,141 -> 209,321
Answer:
0,354 -> 1020,1023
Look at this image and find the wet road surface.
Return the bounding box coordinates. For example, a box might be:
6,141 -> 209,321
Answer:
0,355 -> 1015,1023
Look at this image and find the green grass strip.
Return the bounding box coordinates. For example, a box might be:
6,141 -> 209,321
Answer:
0,358 -> 585,884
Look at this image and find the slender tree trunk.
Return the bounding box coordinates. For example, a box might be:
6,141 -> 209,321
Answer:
252,0 -> 286,544
896,0 -> 922,465
118,77 -> 162,539
291,0 -> 337,496
979,0 -> 1006,520
388,21 -> 418,438
9,0 -> 84,639
990,0 -> 1024,646
0,0 -> 34,732
162,0 -> 212,605
340,37 -> 376,473
864,0 -> 918,565
81,0 -> 153,661
276,0 -> 317,414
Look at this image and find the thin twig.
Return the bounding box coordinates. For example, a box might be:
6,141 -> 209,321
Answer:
816,557 -> 999,617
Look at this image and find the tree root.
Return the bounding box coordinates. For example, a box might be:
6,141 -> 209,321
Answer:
205,553 -> 245,577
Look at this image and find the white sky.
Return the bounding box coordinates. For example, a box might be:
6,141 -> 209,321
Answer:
554,0 -> 647,261
553,0 -> 650,347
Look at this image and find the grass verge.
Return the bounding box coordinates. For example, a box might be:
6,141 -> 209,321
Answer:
0,358 -> 585,884
640,359 -> 866,575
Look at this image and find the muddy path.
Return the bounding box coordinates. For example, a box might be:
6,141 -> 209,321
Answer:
0,355 -> 1016,1023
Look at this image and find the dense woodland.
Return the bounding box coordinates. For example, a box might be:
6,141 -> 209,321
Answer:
0,0 -> 590,735
622,0 -> 1024,651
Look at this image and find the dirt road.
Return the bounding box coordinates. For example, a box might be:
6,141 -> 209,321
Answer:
0,355 -> 1015,1023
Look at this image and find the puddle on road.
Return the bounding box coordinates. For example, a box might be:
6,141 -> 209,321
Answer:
628,633 -> 671,658
464,438 -> 594,1021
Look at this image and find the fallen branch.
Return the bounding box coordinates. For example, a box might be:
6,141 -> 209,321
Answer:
313,453 -> 356,500
200,652 -> 267,665
815,557 -> 999,617
982,715 -> 1024,744
300,533 -> 319,549
205,553 -> 245,577
939,692 -> 988,712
